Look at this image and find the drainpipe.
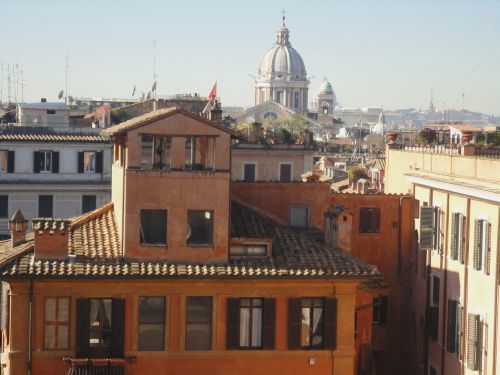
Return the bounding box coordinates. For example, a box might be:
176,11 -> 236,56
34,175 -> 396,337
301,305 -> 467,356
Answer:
27,278 -> 33,375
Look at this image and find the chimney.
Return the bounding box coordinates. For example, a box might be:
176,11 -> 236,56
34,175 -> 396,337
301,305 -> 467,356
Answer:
209,100 -> 223,122
41,98 -> 47,103
33,219 -> 71,260
8,210 -> 28,247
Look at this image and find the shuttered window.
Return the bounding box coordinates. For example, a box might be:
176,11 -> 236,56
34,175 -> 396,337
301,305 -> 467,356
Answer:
243,163 -> 256,182
473,220 -> 491,274
0,196 -> 7,218
78,151 -> 103,173
38,195 -> 53,217
76,298 -> 125,359
467,314 -> 482,371
359,208 -> 381,233
288,297 -> 336,350
446,300 -> 462,357
420,207 -> 434,250
82,195 -> 97,214
226,297 -> 275,350
279,163 -> 292,182
0,150 -> 14,173
450,213 -> 464,261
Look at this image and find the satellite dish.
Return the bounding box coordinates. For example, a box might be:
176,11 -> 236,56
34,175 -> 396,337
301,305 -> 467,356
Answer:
58,90 -> 64,99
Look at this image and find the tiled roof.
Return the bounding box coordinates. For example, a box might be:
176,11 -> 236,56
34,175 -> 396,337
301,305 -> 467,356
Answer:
0,202 -> 380,280
104,107 -> 240,137
0,126 -> 110,143
19,102 -> 69,111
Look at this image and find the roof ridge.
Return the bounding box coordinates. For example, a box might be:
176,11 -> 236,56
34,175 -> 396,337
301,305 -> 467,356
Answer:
70,202 -> 114,229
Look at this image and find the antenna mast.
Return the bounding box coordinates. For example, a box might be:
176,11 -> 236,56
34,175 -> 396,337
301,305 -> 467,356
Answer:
0,63 -> 3,107
7,64 -> 11,104
65,54 -> 69,104
153,40 -> 157,100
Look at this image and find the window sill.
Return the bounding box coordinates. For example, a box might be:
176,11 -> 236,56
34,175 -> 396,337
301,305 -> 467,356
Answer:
187,244 -> 214,248
140,243 -> 168,248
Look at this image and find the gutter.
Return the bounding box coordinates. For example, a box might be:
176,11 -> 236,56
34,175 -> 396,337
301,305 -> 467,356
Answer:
27,278 -> 33,375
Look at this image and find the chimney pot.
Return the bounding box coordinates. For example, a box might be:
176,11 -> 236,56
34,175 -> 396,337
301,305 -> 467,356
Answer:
8,209 -> 28,247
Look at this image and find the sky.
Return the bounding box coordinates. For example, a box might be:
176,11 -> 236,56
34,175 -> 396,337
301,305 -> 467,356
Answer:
1,0 -> 500,115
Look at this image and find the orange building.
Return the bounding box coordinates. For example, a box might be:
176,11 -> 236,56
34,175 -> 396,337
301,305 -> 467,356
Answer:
0,108 -> 384,375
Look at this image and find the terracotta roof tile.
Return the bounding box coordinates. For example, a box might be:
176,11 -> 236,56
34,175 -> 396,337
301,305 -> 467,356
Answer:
0,126 -> 110,143
0,202 -> 380,280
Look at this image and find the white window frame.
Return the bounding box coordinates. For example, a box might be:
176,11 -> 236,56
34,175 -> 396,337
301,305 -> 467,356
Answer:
40,150 -> 53,173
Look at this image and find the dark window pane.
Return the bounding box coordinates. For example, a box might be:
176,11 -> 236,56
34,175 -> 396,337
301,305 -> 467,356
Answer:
186,297 -> 212,350
0,196 -> 7,218
82,195 -> 96,214
89,299 -> 112,348
359,208 -> 380,233
187,210 -> 213,246
140,210 -> 167,245
39,195 -> 53,217
243,164 -> 256,182
138,296 -> 165,351
280,164 -> 291,182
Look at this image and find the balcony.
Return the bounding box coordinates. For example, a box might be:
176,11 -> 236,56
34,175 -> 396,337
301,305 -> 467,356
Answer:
63,358 -> 131,375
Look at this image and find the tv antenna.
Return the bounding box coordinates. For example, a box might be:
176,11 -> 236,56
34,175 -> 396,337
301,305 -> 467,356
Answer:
65,54 -> 70,104
153,40 -> 157,100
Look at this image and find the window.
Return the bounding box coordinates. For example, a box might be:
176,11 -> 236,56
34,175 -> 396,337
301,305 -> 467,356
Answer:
138,297 -> 165,351
467,314 -> 484,371
78,151 -> 103,174
450,213 -> 465,262
420,206 -> 442,251
47,109 -> 56,115
76,298 -> 125,359
82,195 -> 97,214
141,135 -> 171,169
431,275 -> 440,307
279,164 -> 292,182
0,196 -> 7,218
34,151 -> 59,173
473,219 -> 491,274
243,163 -> 256,182
44,297 -> 70,350
428,275 -> 440,342
89,299 -> 113,350
226,298 -> 276,350
84,151 -> 96,173
230,244 -> 267,257
0,150 -> 14,173
288,206 -> 309,228
186,297 -> 212,350
300,298 -> 324,348
372,296 -> 388,325
187,210 -> 213,246
238,299 -> 263,348
38,195 -> 53,217
359,208 -> 380,233
294,92 -> 300,108
446,299 -> 462,357
140,210 -> 167,246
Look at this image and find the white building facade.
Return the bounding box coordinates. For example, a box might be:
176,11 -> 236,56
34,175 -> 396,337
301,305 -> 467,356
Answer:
0,127 -> 111,238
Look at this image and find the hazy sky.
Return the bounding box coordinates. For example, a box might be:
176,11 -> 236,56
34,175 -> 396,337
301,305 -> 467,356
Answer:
1,0 -> 500,114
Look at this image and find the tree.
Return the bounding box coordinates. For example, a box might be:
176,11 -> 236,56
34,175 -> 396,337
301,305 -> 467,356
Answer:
221,115 -> 236,128
348,166 -> 368,183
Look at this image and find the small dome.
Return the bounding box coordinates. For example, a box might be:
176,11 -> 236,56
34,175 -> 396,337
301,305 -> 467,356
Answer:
319,80 -> 333,94
257,22 -> 307,81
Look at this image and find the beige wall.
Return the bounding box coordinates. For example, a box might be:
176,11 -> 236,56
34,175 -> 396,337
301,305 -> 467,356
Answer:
231,149 -> 314,181
385,148 -> 500,194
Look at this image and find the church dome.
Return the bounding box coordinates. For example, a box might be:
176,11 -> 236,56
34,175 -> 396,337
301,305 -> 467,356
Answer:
257,19 -> 307,81
319,80 -> 333,94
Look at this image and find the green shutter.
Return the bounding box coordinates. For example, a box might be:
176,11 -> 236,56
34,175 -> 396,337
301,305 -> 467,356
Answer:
446,299 -> 457,352
473,220 -> 482,270
460,215 -> 467,264
467,313 -> 480,370
450,213 -> 458,260
420,207 -> 434,250
456,304 -> 463,358
485,222 -> 491,275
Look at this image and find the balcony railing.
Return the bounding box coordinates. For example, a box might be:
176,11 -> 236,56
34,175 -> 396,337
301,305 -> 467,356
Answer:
63,358 -> 128,375
403,145 -> 459,155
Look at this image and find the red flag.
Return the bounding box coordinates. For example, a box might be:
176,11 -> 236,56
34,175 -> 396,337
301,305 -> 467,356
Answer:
208,81 -> 217,100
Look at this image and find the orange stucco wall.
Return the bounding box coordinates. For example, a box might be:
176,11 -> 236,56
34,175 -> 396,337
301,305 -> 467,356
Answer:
3,278 -> 371,375
231,182 -> 331,229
